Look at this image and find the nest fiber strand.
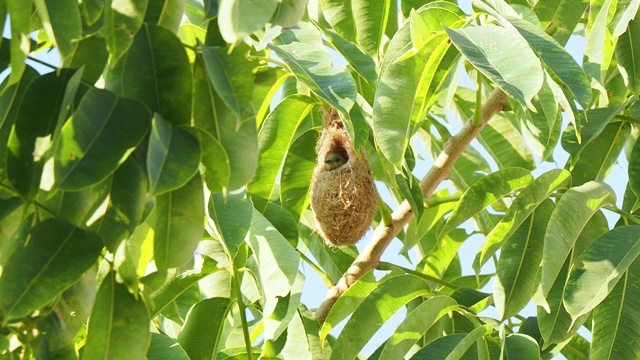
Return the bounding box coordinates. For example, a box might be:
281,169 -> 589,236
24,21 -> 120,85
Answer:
310,109 -> 378,247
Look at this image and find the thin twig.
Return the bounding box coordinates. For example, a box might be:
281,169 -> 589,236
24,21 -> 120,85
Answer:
316,88 -> 507,323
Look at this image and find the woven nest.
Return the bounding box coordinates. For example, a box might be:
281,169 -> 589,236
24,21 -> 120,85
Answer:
310,109 -> 378,247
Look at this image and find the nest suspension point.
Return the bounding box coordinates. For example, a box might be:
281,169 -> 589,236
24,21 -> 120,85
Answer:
310,109 -> 378,247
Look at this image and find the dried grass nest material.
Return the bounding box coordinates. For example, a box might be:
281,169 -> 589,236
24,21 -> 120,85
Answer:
310,109 -> 378,247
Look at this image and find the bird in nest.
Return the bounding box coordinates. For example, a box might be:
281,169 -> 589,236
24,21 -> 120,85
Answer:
324,153 -> 346,171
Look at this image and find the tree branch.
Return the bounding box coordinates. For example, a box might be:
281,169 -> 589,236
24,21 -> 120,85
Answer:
316,88 -> 508,323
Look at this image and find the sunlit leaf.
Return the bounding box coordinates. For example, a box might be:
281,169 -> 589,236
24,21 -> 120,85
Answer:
54,88 -> 151,190
147,333 -> 190,360
177,297 -> 233,359
103,0 -> 149,63
153,173 -> 205,269
538,181 -> 616,311
33,0 -> 81,65
208,191 -> 253,258
83,272 -> 151,359
145,0 -> 185,33
6,0 -> 30,84
439,168 -> 533,238
280,129 -> 318,220
533,0 -> 589,46
217,0 -> 277,43
0,219 -> 102,322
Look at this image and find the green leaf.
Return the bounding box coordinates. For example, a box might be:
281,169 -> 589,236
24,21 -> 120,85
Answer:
494,200 -> 554,320
7,69 -> 76,201
177,297 -> 233,359
270,0 -> 308,27
331,274 -> 430,360
6,0 -> 31,85
569,122 -> 631,187
153,173 -> 205,269
33,0 -> 81,65
39,181 -> 111,229
317,24 -> 378,88
201,43 -> 256,123
54,88 -> 152,190
145,0 -> 185,33
518,79 -> 562,162
375,7 -> 461,166
591,256 -> 640,359
208,191 -> 253,258
510,17 -> 591,107
35,268 -> 97,355
538,181 -> 616,311
147,115 -> 201,196
320,0 -> 356,43
475,169 -> 571,272
150,255 -> 221,318
439,168 -> 533,238
103,0 -> 149,63
94,157 -> 148,252
106,24 -> 192,126
454,88 -> 535,169
188,127 -> 230,193
81,0 -> 103,26
564,225 -> 640,318
83,272 -> 151,360
616,16 -> 640,98
409,330 -> 490,359
562,107 -> 623,163
147,333 -> 190,360
299,221 -> 356,283
68,36 -> 110,84
629,138 -> 640,210
217,0 -> 278,43
270,23 -> 357,123
0,218 -> 102,322
502,334 -> 540,359
280,129 -> 318,220
246,208 -> 300,313
421,229 -> 467,279
264,273 -> 304,341
248,95 -> 316,211
445,24 -> 544,108
533,0 -> 589,46
379,295 -> 458,359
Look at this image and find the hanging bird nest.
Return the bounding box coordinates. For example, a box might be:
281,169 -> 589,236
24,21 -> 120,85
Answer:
310,109 -> 378,247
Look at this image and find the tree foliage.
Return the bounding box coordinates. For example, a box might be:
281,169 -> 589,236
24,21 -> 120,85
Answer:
0,0 -> 640,359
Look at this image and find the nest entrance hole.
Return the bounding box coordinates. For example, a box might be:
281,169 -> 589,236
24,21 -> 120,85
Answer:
327,141 -> 349,163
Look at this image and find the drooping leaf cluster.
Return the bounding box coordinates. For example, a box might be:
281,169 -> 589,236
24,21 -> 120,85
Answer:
0,0 -> 639,359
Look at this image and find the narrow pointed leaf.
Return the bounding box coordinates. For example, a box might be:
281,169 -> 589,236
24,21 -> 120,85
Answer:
33,0 -> 81,65
616,15 -> 640,97
439,168 -> 533,238
494,200 -> 554,320
150,255 -> 221,317
320,0 -> 356,43
270,24 -> 357,122
54,88 -> 151,190
246,209 -> 299,304
103,0 -> 149,63
533,0 -> 589,46
147,115 -> 201,196
331,274 -> 430,360
518,79 -> 562,161
147,333 -> 190,360
153,173 -> 204,269
539,181 -> 616,309
6,0 -> 30,84
145,0 -> 185,33
201,43 -> 256,122
83,272 -> 151,360
106,24 -> 192,126
375,7 -> 462,166
409,329 -> 491,359
503,334 -> 540,359
564,225 -> 640,318
591,256 -> 640,359
217,0 -> 277,43
510,18 -> 591,107
248,95 -> 315,211
280,129 -> 318,220
476,169 -> 571,271
379,295 -> 459,360
445,24 -> 544,108
7,70 -> 76,201
352,0 -> 391,57
189,127 -> 230,193
0,219 -> 102,322
94,157 -> 148,252
208,191 -> 253,258
569,122 -> 631,187
177,297 -> 233,360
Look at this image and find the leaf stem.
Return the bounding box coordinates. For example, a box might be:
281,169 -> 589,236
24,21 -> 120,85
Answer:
377,261 -> 460,290
231,264 -> 254,360
246,55 -> 289,70
298,250 -> 335,288
604,205 -> 640,224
